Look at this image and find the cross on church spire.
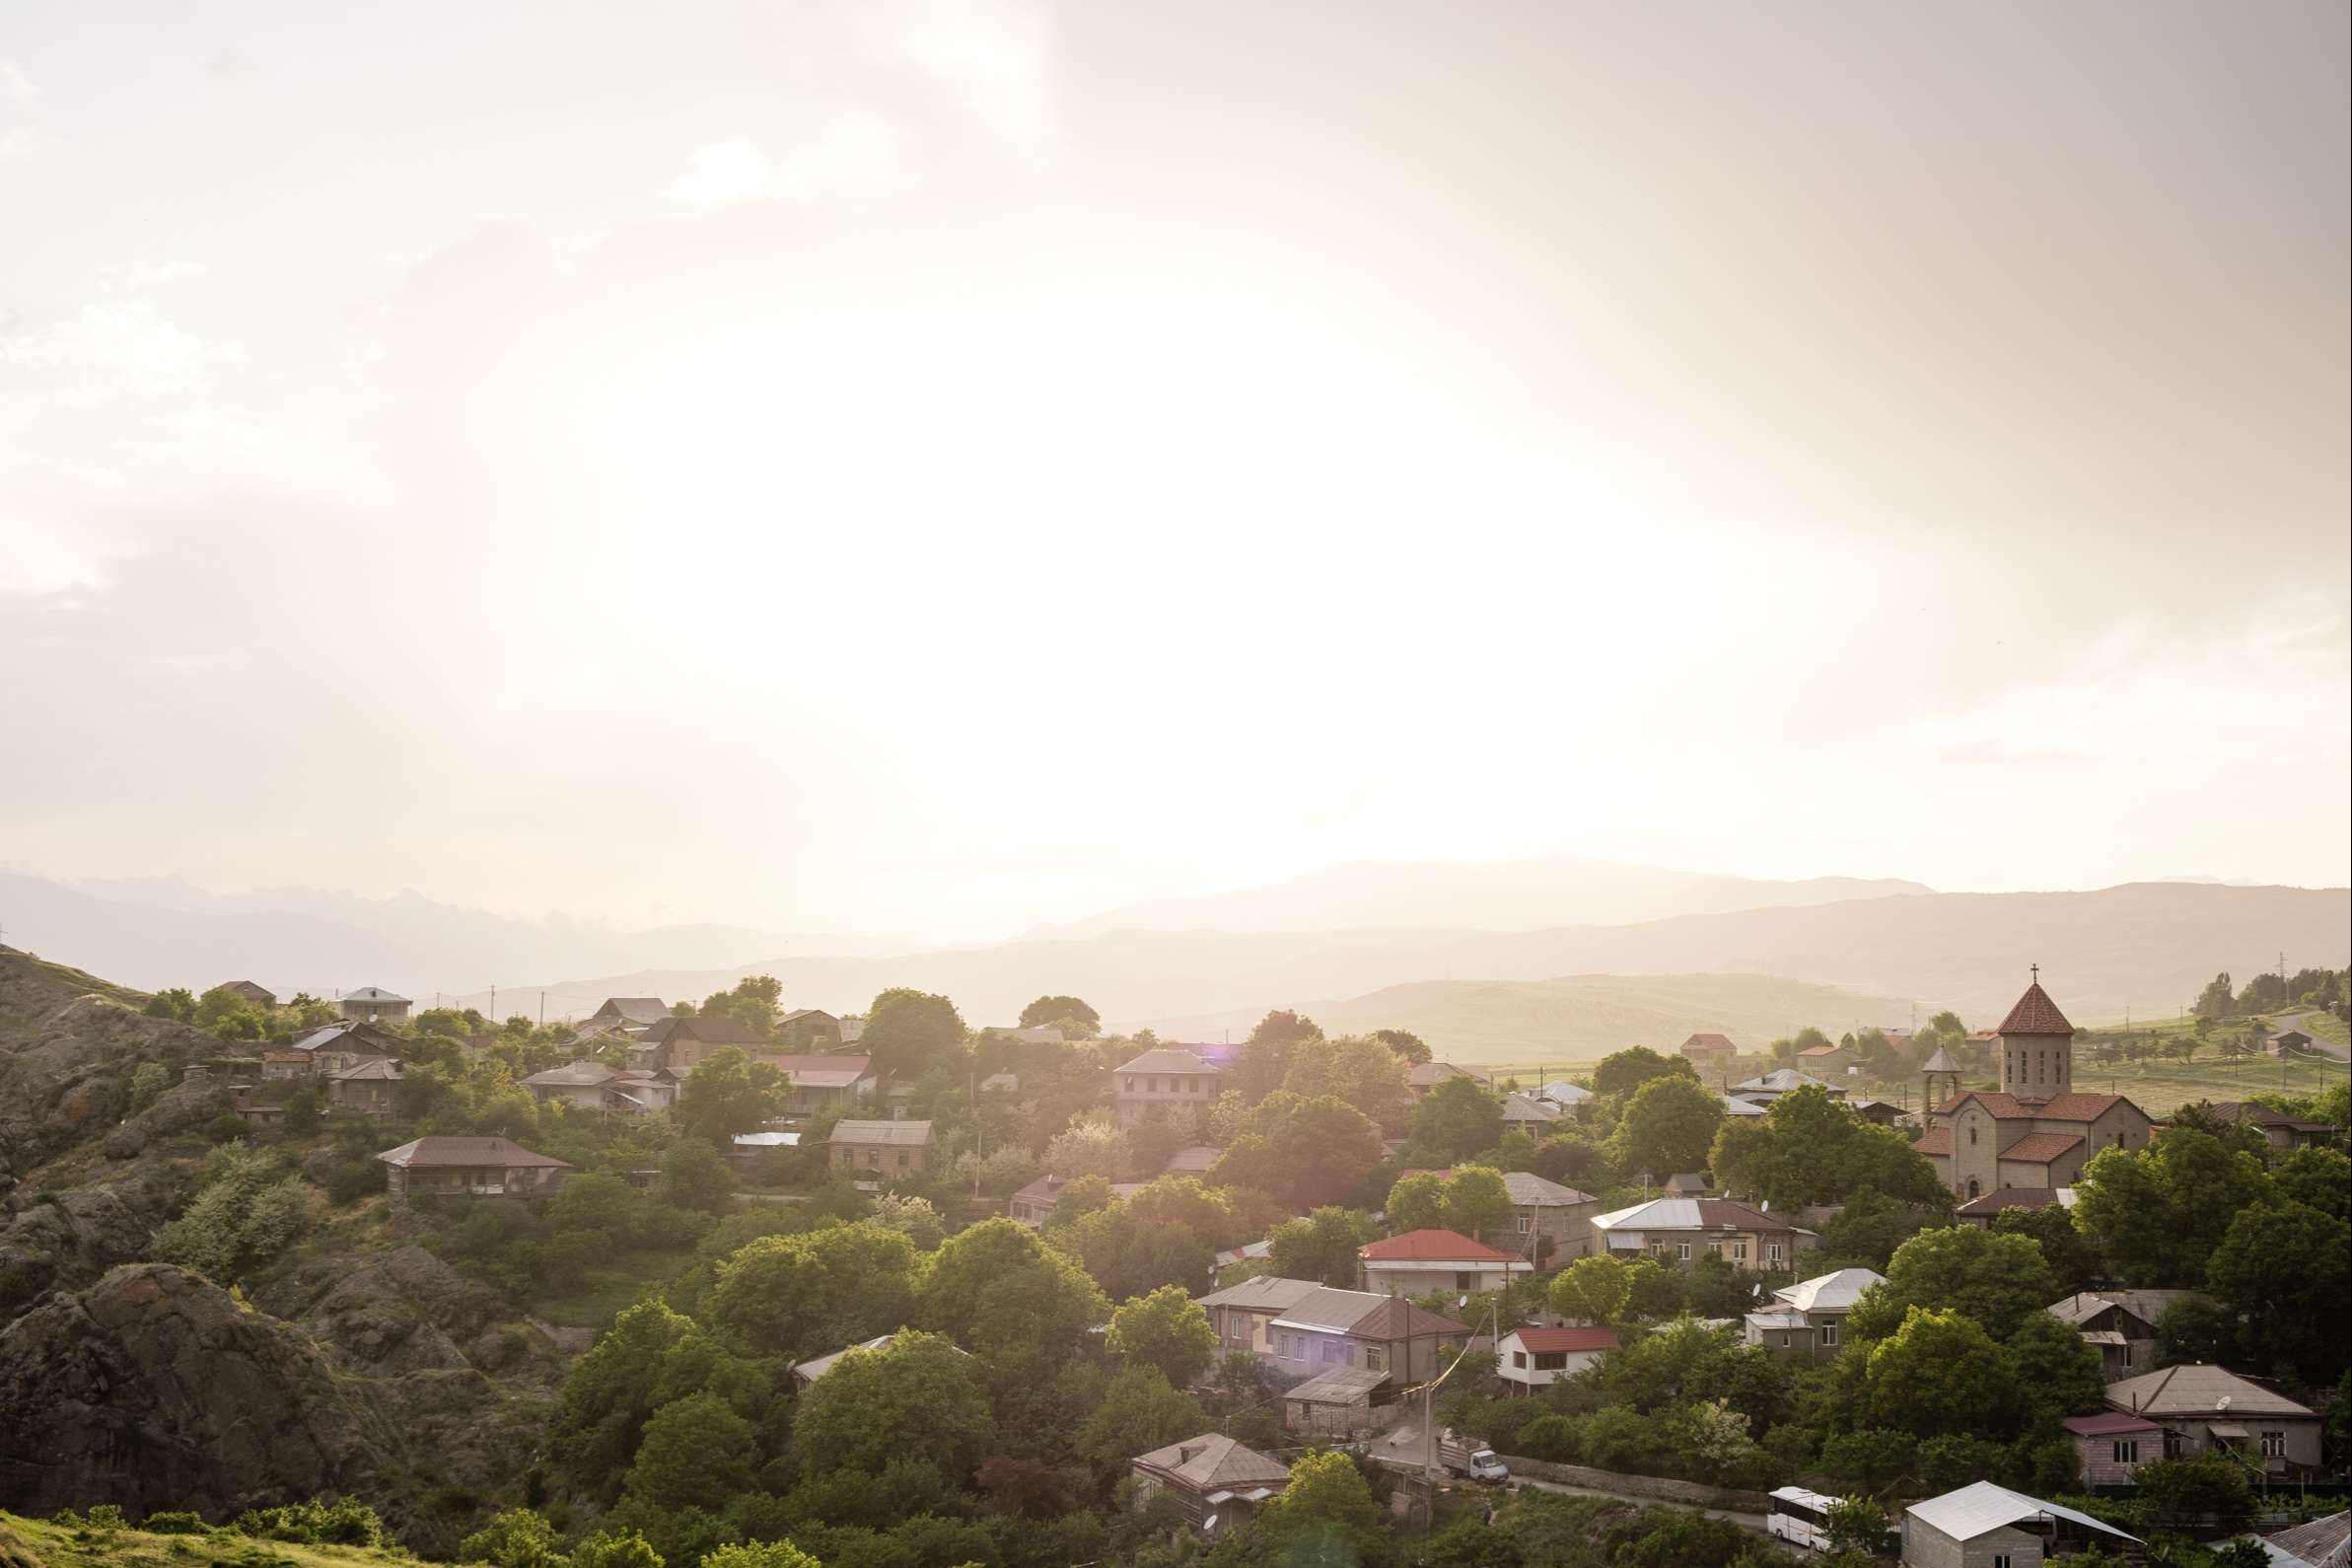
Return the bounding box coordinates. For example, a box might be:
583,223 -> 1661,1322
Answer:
2031,962 -> 2039,983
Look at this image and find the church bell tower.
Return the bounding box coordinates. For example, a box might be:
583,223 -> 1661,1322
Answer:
1995,963 -> 2076,1100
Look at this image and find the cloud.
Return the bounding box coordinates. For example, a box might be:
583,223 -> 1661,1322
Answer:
0,126 -> 36,162
0,60 -> 36,102
856,0 -> 1055,166
0,303 -> 238,399
94,260 -> 209,293
668,139 -> 769,206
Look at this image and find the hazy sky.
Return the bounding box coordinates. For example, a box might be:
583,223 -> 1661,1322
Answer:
4,1 -> 2346,943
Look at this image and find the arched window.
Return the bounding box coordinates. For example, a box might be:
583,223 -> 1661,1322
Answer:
1967,1124 -> 1978,1146
1966,1178 -> 1980,1199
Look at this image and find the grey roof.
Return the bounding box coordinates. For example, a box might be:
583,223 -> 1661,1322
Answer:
1746,1309 -> 1810,1331
1282,1365 -> 1390,1402
1115,1047 -> 1218,1075
1720,1094 -> 1768,1117
1591,1197 -> 1817,1236
376,1135 -> 570,1171
524,1060 -> 619,1088
1536,1080 -> 1593,1105
1132,1432 -> 1291,1492
1409,1060 -> 1475,1087
732,1131 -> 801,1148
1734,1068 -> 1834,1093
341,986 -> 409,1003
1164,1144 -> 1222,1174
595,997 -> 672,1025
2046,1289 -> 2199,1330
792,1333 -> 899,1383
1920,1045 -> 1961,1072
1500,1093 -> 1558,1122
1904,1481 -> 2140,1545
1270,1286 -> 1395,1334
2264,1511 -> 2349,1568
829,1118 -> 933,1145
291,1022 -> 361,1051
1499,1171 -> 1594,1206
331,1058 -> 403,1082
2106,1364 -> 2316,1419
1199,1276 -> 1322,1313
1664,1173 -> 1709,1194
1774,1267 -> 1886,1314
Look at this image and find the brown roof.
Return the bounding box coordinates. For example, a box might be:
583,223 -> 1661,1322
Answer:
1911,1125 -> 1954,1157
1956,1186 -> 2067,1217
2064,1412 -> 2161,1437
1344,1296 -> 1473,1341
1132,1432 -> 1291,1493
1999,1131 -> 2086,1164
1510,1325 -> 1620,1353
376,1135 -> 572,1171
1681,1033 -> 1738,1053
2106,1363 -> 2316,1419
645,1014 -> 768,1045
1360,1229 -> 1515,1263
1997,981 -> 2076,1036
1940,1090 -> 2134,1124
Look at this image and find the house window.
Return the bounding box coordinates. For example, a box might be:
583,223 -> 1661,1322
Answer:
896,1151 -> 910,1170
1513,1351 -> 1528,1369
1968,1124 -> 1978,1146
1676,1243 -> 1692,1261
1534,1352 -> 1565,1371
1779,1335 -> 1790,1348
1123,1078 -> 1134,1092
1364,1345 -> 1385,1372
1994,1556 -> 2013,1568
1320,1339 -> 1347,1366
2113,1440 -> 2139,1464
1731,1242 -> 1748,1262
2260,1432 -> 2286,1459
1455,1271 -> 1474,1291
2163,1429 -> 2182,1459
1819,1323 -> 1838,1347
1517,1214 -> 1532,1235
1766,1243 -> 1784,1263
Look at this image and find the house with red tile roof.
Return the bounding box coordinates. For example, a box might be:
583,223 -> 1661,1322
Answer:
1496,1324 -> 1619,1392
1912,973 -> 2156,1202
1357,1228 -> 1533,1296
1678,1032 -> 1740,1065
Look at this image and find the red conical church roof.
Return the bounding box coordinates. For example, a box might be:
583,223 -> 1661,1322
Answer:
1997,979 -> 2075,1036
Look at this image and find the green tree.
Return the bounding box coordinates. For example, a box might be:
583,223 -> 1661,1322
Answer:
1592,1046 -> 1697,1099
152,1143 -> 314,1284
1608,1074 -> 1723,1182
2003,1310 -> 2107,1426
711,1221 -> 922,1360
1864,1307 -> 2020,1439
1822,1496 -> 1892,1557
673,1044 -> 789,1146
1072,1365 -> 1209,1473
699,1540 -> 821,1568
920,1217 -> 1110,1360
2135,1452 -> 2254,1529
456,1510 -> 568,1568
1043,1114 -> 1127,1180
1019,994 -> 1100,1033
1266,1207 -> 1376,1285
2194,972 -> 2236,1020
861,987 -> 967,1081
1283,1033 -> 1414,1129
1408,1075 -> 1504,1165
622,1390 -> 756,1511
1256,1449 -> 1391,1565
1990,1204 -> 2103,1296
1443,1166 -> 1515,1245
2206,1200 -> 2351,1386
2275,1146 -> 2352,1221
1105,1284 -> 1219,1388
1213,1092 -> 1385,1209
548,1299 -> 700,1493
1386,1171 -> 1448,1233
793,1329 -> 995,1480
125,1060 -> 173,1116
143,987 -> 197,1022
1548,1254 -> 1633,1325
1713,1085 -> 1946,1208
1370,1028 -> 1431,1065
2072,1128 -> 2277,1286
1846,1225 -> 2058,1342
569,1533 -> 662,1568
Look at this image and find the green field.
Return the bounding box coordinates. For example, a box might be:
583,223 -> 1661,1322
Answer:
0,1513 -> 416,1568
2307,1012 -> 2350,1046
2058,1050 -> 2346,1117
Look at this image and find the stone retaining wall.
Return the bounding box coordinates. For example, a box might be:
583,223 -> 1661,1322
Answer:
1493,1456 -> 1772,1515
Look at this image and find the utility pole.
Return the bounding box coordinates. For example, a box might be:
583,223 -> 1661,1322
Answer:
539,991 -> 546,1028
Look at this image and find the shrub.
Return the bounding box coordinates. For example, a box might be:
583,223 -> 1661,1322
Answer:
233,1496 -> 389,1547
142,1512 -> 209,1534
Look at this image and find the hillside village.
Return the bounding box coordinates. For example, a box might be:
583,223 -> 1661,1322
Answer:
0,947 -> 2346,1568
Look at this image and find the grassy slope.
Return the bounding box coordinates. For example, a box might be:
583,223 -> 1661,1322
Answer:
2067,1049 -> 2348,1116
0,1515 -> 414,1568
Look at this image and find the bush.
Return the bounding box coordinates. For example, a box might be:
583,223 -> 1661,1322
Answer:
141,1512 -> 210,1534
203,1111 -> 251,1143
325,1156 -> 387,1206
233,1497 -> 388,1547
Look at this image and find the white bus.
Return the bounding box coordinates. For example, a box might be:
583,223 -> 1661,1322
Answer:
1766,1486 -> 1841,1552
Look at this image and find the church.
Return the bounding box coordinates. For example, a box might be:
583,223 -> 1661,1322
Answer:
1911,972 -> 2157,1206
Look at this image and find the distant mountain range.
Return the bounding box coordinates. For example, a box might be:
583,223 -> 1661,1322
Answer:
1022,855 -> 1932,939
5,867 -> 2342,1052
0,873 -> 908,1008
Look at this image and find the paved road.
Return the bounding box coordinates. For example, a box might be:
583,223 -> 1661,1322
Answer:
1371,1418 -> 1770,1536
2275,1010 -> 2349,1061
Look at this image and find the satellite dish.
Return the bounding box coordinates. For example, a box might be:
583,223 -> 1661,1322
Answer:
1459,1295 -> 1469,1308
1202,1514 -> 1220,1535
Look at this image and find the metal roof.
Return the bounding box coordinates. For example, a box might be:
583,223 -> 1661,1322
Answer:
2106,1364 -> 2317,1419
828,1118 -> 933,1145
1904,1481 -> 2139,1545
341,986 -> 408,1003
1282,1366 -> 1390,1402
1774,1267 -> 1886,1314
376,1135 -> 571,1170
1131,1433 -> 1290,1492
1199,1276 -> 1320,1313
524,1060 -> 618,1087
1115,1047 -> 1218,1075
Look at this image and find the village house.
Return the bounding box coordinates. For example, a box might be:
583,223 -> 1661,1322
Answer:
829,1118 -> 934,1179
1163,1144 -> 1221,1176
1731,1067 -> 1843,1104
1720,1093 -> 1768,1120
290,1020 -> 403,1075
338,986 -> 411,1023
1111,1047 -> 1221,1127
2194,1100 -> 2339,1150
587,996 -> 672,1033
2269,1028 -> 2315,1056
259,1049 -> 314,1082
1912,976 -> 2157,1203
1358,1229 -> 1532,1296
1129,1433 -> 1290,1534
635,1013 -> 770,1075
2104,1364 -> 2325,1474
1847,1097 -> 1905,1127
2061,1411 -> 2165,1490
1495,1324 -> 1618,1394
326,1057 -> 402,1117
1408,1060 -> 1479,1098
215,979 -> 277,1008
1498,1092 -> 1559,1133
774,1008 -> 845,1049
1663,1172 -> 1710,1196
2262,1512 -> 2350,1566
377,1135 -> 571,1202
1796,1042 -> 1853,1077
230,1094 -> 284,1129
1491,1171 -> 1601,1259
1590,1195 -> 1817,1271
749,1053 -> 877,1117
1197,1277 -> 1472,1407
1008,1173 -> 1144,1228
1679,1033 -> 1740,1069
1534,1080 -> 1593,1115
523,1060 -> 622,1110
1744,1267 -> 1885,1364
1900,1480 -> 2141,1566
2045,1289 -> 2198,1381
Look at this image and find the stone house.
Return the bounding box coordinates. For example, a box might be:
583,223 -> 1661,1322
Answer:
1496,1324 -> 1618,1393
828,1118 -> 934,1179
1589,1195 -> 1817,1272
2045,1290 -> 2198,1382
774,1008 -> 845,1049
1008,1173 -> 1143,1228
1111,1047 -> 1221,1128
216,980 -> 277,1008
337,986 -> 411,1023
290,1020 -> 404,1076
1129,1433 -> 1289,1533
587,997 -> 672,1032
1197,1277 -> 1471,1393
2061,1411 -> 2164,1489
748,1053 -> 877,1117
1797,1042 -> 1853,1077
638,1014 -> 771,1076
1743,1267 -> 1886,1364
1900,1480 -> 2141,1566
2104,1364 -> 2325,1474
2196,1101 -> 2339,1150
1679,1033 -> 1739,1069
259,1049 -> 314,1082
1407,1061 -> 1479,1098
377,1135 -> 572,1201
326,1057 -> 402,1117
1357,1229 -> 1533,1296
1498,1093 -> 1559,1133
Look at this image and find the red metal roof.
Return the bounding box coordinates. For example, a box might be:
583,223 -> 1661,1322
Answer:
2063,1412 -> 2160,1437
1999,1131 -> 2085,1165
1510,1325 -> 1620,1354
1997,981 -> 2076,1036
1359,1228 -> 1515,1262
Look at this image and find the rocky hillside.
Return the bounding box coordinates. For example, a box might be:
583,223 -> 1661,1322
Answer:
0,950 -> 560,1550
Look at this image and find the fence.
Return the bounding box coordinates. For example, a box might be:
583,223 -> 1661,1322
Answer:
1492,1455 -> 1773,1515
